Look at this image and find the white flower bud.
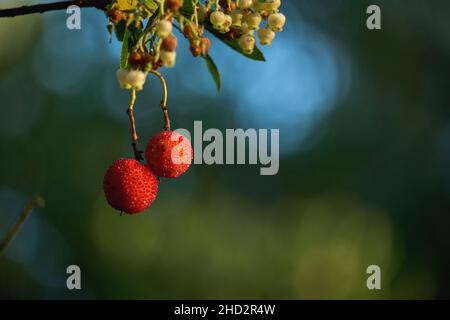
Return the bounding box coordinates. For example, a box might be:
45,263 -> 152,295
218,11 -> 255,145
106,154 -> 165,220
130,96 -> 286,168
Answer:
127,70 -> 147,91
252,0 -> 267,13
238,34 -> 256,54
241,22 -> 254,35
160,50 -> 176,67
210,11 -> 226,28
116,69 -> 147,91
268,12 -> 286,32
221,14 -> 232,32
116,68 -> 131,89
156,20 -> 173,38
239,0 -> 253,9
244,13 -> 262,30
231,11 -> 243,27
258,28 -> 275,45
266,0 -> 281,13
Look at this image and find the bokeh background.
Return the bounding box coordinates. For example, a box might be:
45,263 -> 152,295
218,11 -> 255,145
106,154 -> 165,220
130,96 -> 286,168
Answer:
1,0 -> 449,299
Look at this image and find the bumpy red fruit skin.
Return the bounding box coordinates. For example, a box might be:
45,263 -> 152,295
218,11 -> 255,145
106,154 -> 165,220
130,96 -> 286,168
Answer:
103,158 -> 158,214
145,131 -> 193,178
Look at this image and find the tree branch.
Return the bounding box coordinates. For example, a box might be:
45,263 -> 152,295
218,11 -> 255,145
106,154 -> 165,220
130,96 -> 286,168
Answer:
0,0 -> 111,18
0,196 -> 45,257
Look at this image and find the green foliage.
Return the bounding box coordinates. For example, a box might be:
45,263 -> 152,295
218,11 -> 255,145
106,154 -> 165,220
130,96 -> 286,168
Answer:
181,0 -> 195,14
116,2 -> 265,88
119,22 -> 144,69
120,27 -> 130,69
114,20 -> 127,42
204,55 -> 221,92
142,0 -> 159,15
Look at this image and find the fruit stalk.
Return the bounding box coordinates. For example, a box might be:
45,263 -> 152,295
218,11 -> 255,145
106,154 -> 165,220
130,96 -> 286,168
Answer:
149,70 -> 171,131
126,89 -> 143,161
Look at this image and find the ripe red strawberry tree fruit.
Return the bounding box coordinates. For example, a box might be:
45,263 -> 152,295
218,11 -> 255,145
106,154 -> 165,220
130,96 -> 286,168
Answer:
104,159 -> 159,214
0,0 -> 286,215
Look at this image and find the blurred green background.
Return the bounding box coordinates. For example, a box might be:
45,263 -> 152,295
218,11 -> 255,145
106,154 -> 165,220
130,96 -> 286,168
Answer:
1,0 -> 449,299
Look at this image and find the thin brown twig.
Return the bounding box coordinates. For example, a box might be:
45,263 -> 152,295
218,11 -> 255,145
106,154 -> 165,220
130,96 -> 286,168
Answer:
126,89 -> 143,161
0,0 -> 111,18
0,196 -> 45,257
149,70 -> 171,131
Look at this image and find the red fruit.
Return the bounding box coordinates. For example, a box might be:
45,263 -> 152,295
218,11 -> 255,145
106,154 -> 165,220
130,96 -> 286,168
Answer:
128,51 -> 142,67
189,37 -> 211,57
129,52 -> 152,68
200,37 -> 211,57
103,158 -> 158,214
165,0 -> 182,11
189,41 -> 202,57
145,131 -> 193,178
161,34 -> 178,52
183,24 -> 194,39
183,23 -> 202,39
140,52 -> 152,64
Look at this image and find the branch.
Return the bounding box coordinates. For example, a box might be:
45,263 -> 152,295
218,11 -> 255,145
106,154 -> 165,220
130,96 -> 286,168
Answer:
0,0 -> 111,18
0,196 -> 45,257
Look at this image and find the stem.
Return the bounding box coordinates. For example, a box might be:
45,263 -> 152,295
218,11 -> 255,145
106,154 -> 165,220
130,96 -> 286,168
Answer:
0,197 -> 45,257
141,11 -> 159,50
157,0 -> 164,16
192,0 -> 199,26
126,89 -> 143,161
0,0 -> 111,18
149,70 -> 171,131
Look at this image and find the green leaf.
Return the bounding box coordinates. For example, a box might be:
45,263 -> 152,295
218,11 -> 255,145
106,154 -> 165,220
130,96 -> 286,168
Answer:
182,0 -> 195,16
114,20 -> 127,42
204,55 -> 221,92
120,27 -> 130,69
143,0 -> 159,15
206,26 -> 266,62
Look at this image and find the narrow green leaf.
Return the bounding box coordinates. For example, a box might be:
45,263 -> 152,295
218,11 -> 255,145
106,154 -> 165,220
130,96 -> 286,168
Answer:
120,27 -> 130,69
204,55 -> 221,92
